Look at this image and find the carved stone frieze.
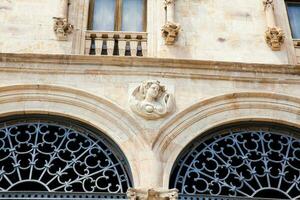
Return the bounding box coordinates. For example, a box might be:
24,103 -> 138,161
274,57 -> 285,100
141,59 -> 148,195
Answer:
161,22 -> 180,45
129,80 -> 174,120
127,188 -> 178,200
53,17 -> 73,41
265,27 -> 285,51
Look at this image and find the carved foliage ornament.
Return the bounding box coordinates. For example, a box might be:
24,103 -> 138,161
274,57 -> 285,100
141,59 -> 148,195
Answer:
265,27 -> 285,51
53,17 -> 74,41
161,22 -> 181,45
130,80 -> 174,120
127,188 -> 178,200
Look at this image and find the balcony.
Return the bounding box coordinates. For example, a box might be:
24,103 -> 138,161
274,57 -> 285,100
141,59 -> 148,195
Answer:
85,31 -> 147,57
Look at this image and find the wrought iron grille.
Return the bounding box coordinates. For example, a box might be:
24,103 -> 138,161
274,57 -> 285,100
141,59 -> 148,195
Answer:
0,118 -> 132,197
0,191 -> 127,200
170,124 -> 300,200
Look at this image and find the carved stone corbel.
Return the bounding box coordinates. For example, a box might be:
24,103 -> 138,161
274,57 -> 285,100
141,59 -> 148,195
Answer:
265,27 -> 284,51
262,0 -> 285,51
126,188 -> 178,200
53,0 -> 73,41
162,0 -> 180,45
161,22 -> 180,45
53,17 -> 73,41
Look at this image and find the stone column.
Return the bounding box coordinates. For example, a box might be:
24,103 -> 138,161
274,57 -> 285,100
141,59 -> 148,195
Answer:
58,0 -> 69,19
161,0 -> 180,45
53,0 -> 73,41
263,0 -> 284,51
166,0 -> 175,23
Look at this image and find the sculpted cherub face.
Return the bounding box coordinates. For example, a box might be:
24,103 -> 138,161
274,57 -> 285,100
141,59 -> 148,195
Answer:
146,83 -> 160,99
140,81 -> 165,101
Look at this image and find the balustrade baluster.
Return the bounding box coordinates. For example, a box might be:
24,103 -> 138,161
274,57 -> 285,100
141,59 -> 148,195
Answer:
125,41 -> 131,56
89,34 -> 96,55
136,40 -> 143,56
101,40 -> 108,55
85,32 -> 147,57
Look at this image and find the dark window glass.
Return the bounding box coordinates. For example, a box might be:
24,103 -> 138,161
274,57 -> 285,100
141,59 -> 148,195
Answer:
91,0 -> 146,32
121,0 -> 143,32
93,0 -> 116,31
287,2 -> 300,39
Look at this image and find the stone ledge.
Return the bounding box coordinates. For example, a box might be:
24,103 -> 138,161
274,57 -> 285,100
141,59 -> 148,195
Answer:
0,53 -> 299,75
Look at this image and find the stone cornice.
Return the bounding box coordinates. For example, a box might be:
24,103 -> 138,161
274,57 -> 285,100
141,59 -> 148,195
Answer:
0,53 -> 299,83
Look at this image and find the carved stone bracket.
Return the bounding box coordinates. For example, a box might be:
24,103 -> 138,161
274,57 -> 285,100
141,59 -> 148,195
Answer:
127,188 -> 178,200
129,80 -> 175,120
265,27 -> 285,51
161,22 -> 180,45
262,0 -> 284,51
53,17 -> 73,41
162,0 -> 180,45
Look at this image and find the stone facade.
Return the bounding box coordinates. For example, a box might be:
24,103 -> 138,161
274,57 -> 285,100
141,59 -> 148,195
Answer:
0,0 -> 300,199
0,0 -> 299,64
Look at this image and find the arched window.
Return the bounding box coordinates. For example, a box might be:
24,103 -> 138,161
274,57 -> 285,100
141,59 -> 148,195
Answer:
0,115 -> 132,199
170,123 -> 300,200
88,0 -> 147,32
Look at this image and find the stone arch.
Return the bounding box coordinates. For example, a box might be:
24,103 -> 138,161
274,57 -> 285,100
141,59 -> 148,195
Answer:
152,92 -> 300,187
0,84 -> 147,187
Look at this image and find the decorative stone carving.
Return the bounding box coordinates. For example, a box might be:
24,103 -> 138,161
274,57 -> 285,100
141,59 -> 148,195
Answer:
162,0 -> 180,45
130,80 -> 174,120
263,0 -> 274,10
127,188 -> 178,200
159,189 -> 178,200
53,17 -> 73,41
262,0 -> 284,51
164,0 -> 175,6
265,27 -> 285,51
161,22 -> 180,45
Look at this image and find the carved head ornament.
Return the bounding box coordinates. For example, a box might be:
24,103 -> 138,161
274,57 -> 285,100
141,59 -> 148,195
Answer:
265,27 -> 285,51
130,80 -> 175,120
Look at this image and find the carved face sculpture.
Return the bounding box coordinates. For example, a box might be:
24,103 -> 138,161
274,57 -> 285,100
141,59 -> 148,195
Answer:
146,83 -> 160,100
130,80 -> 174,120
265,27 -> 284,50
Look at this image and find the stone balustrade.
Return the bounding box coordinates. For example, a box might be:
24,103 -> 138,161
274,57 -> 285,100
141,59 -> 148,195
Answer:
85,31 -> 147,57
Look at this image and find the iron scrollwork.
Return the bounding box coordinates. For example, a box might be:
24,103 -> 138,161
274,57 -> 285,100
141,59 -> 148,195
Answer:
171,125 -> 300,199
0,120 -> 132,194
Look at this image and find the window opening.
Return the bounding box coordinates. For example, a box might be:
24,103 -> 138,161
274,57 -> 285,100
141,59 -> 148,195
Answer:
170,123 -> 300,200
89,0 -> 146,32
286,1 -> 300,39
0,116 -> 132,199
